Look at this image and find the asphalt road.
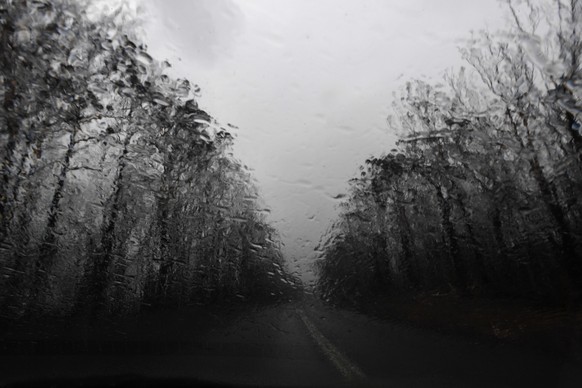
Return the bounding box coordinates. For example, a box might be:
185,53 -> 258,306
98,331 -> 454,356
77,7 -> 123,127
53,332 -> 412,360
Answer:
1,300 -> 581,387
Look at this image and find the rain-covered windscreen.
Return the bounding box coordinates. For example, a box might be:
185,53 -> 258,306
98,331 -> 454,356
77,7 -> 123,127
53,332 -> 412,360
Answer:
1,1 -> 582,387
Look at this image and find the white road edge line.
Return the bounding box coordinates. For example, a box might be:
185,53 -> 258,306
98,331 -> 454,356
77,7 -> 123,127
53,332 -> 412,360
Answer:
296,308 -> 367,382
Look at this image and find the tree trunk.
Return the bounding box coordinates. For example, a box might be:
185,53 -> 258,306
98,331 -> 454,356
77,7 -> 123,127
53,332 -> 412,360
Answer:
80,130 -> 134,314
0,20 -> 20,246
393,192 -> 418,289
432,182 -> 467,294
33,124 -> 78,307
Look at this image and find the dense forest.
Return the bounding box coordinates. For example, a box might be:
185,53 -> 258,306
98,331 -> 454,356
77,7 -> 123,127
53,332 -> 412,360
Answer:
317,0 -> 582,305
0,0 -> 297,319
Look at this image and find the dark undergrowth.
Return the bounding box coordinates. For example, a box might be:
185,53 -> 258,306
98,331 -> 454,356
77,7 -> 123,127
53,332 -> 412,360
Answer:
324,292 -> 582,359
0,291 -> 302,357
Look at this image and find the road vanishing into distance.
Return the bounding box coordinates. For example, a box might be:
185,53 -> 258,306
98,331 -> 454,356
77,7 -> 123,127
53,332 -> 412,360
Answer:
1,299 -> 581,388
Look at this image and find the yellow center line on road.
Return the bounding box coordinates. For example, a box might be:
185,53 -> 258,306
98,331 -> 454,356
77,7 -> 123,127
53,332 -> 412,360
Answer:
296,309 -> 367,383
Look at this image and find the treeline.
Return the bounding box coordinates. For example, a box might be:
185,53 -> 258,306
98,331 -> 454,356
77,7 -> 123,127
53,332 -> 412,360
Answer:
0,0 -> 297,318
317,0 -> 582,305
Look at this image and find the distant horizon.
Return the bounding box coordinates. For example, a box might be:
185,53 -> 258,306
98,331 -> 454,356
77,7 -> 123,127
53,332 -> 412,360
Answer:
136,0 -> 507,286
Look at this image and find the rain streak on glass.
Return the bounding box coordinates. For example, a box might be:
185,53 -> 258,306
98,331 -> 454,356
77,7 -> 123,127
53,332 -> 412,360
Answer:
0,1 -> 582,387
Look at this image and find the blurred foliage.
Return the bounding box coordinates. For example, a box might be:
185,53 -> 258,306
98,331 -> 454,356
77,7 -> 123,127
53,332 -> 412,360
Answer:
317,0 -> 582,306
0,0 -> 299,318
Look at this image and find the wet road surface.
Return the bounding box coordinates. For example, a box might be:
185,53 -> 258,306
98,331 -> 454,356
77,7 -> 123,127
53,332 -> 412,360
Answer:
1,300 -> 581,387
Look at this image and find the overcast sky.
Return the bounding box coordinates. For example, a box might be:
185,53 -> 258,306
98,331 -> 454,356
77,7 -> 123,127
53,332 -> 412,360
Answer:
134,0 -> 508,285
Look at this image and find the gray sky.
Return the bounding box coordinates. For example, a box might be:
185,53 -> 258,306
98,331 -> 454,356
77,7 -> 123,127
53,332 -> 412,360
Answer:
135,0 -> 507,285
